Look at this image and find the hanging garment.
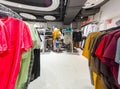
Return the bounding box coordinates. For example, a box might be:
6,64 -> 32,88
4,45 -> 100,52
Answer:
30,49 -> 40,82
15,23 -> 40,89
82,30 -> 120,89
15,49 -> 32,89
95,30 -> 120,89
73,31 -> 82,42
22,24 -> 41,89
83,24 -> 99,37
103,31 -> 120,85
90,32 -> 106,74
0,17 -> 33,89
82,32 -> 100,59
115,38 -> 120,84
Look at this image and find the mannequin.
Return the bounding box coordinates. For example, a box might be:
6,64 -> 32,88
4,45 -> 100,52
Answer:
52,27 -> 61,51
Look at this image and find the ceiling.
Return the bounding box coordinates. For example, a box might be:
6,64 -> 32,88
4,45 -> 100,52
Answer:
0,0 -> 109,25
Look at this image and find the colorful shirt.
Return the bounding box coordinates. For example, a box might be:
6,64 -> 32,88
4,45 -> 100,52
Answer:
0,17 -> 33,89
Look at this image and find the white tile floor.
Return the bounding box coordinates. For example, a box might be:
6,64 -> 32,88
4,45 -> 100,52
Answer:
28,50 -> 94,89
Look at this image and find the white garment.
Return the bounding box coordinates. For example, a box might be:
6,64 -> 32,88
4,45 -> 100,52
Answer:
83,24 -> 99,37
115,38 -> 120,84
40,35 -> 45,50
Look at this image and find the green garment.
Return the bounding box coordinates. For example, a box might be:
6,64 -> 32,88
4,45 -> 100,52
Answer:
15,23 -> 40,89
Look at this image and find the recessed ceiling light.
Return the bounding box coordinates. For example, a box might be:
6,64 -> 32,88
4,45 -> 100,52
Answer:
44,15 -> 56,20
20,13 -> 36,19
18,4 -> 22,8
83,0 -> 104,8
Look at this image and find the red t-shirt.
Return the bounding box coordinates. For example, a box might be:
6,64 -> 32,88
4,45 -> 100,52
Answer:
95,30 -> 120,66
0,17 -> 33,89
95,34 -> 109,64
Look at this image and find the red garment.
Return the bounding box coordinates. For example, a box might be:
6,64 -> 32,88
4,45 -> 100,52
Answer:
95,30 -> 120,66
103,31 -> 120,83
0,17 -> 33,89
0,20 -> 7,54
104,31 -> 120,61
95,30 -> 120,88
95,34 -> 109,64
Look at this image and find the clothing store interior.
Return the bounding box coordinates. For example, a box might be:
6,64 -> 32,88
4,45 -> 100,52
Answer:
1,0 -> 120,89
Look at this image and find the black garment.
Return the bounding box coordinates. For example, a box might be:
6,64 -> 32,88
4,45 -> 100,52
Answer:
30,49 -> 40,82
100,62 -> 118,89
73,31 -> 82,42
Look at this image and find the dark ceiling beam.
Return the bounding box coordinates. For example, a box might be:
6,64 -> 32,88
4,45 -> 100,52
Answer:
63,0 -> 87,25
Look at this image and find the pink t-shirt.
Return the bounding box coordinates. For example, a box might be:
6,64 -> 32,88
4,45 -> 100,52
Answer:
0,17 -> 33,89
0,20 -> 7,54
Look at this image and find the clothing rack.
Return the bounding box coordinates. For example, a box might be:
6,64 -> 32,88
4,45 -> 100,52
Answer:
100,25 -> 120,32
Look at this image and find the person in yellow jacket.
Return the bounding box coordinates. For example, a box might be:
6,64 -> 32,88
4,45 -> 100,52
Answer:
52,27 -> 61,51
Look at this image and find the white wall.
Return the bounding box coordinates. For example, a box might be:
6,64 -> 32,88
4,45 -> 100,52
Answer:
100,0 -> 120,21
94,0 -> 120,30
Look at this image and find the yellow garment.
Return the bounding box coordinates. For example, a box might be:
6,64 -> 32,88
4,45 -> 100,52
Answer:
82,32 -> 100,59
52,28 -> 61,39
93,72 -> 105,89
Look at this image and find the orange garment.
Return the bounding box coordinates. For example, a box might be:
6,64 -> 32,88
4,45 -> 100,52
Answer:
93,72 -> 105,89
82,32 -> 100,59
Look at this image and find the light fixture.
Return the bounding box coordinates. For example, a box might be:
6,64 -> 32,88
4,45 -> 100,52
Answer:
83,0 -> 104,8
0,0 -> 60,11
20,13 -> 36,19
44,15 -> 56,20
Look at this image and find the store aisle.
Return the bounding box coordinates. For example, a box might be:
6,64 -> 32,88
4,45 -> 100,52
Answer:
28,50 -> 93,89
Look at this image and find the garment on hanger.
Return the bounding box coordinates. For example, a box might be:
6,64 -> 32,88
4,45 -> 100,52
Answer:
82,27 -> 120,89
15,23 -> 40,89
0,17 -> 33,89
82,24 -> 99,37
73,31 -> 82,42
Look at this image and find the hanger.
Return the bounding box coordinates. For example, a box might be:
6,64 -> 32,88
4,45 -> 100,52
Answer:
0,4 -> 22,19
0,10 -> 12,18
